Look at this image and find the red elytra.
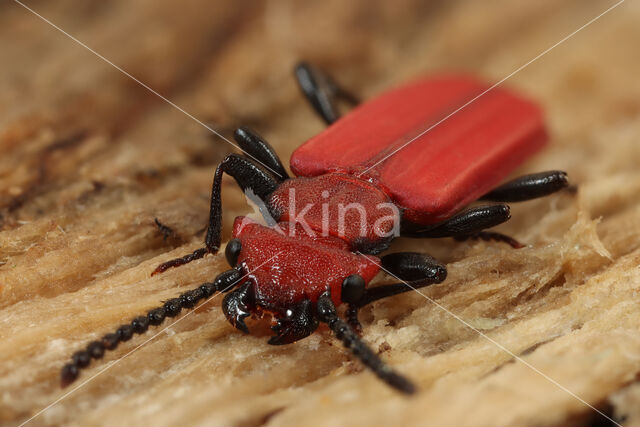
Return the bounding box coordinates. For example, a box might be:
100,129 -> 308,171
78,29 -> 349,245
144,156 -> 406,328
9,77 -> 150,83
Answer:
289,74 -> 547,225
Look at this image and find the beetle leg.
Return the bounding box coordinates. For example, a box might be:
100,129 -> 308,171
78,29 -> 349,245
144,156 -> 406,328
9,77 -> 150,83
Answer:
204,154 -> 280,248
454,231 -> 524,249
345,305 -> 363,334
381,252 -> 447,283
222,282 -> 255,334
401,204 -> 511,239
205,154 -> 279,252
481,170 -> 569,202
268,299 -> 318,345
152,154 -> 279,275
294,62 -> 359,125
316,292 -> 416,394
355,252 -> 447,307
233,127 -> 289,181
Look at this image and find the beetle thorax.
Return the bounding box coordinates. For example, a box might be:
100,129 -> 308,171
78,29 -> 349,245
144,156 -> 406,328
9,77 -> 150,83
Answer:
268,173 -> 399,254
231,218 -> 380,315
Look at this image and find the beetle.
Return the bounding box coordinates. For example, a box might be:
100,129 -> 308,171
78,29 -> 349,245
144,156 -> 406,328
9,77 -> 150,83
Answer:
60,63 -> 569,394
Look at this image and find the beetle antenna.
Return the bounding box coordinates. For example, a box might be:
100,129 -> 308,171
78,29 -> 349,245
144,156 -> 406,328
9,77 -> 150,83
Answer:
60,268 -> 242,387
316,293 -> 416,395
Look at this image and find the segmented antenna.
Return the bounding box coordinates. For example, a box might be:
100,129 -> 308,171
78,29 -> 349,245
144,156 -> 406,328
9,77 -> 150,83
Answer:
60,268 -> 241,386
316,293 -> 416,394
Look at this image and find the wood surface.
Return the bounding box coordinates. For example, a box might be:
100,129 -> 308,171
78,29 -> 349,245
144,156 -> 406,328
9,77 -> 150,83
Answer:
1,1 -> 640,426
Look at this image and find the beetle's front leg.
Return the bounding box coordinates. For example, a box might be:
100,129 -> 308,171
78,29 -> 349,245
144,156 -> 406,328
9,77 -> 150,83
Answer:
233,127 -> 289,181
151,154 -> 279,276
268,299 -> 318,345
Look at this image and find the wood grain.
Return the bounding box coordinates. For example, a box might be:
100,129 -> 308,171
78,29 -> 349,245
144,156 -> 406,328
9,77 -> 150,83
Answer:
2,1 -> 640,426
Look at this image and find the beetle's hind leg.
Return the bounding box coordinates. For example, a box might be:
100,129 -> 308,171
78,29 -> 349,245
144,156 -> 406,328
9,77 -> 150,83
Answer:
402,204 -> 511,238
152,154 -> 279,276
401,171 -> 571,250
401,204 -> 523,249
480,170 -> 569,202
294,62 -> 359,125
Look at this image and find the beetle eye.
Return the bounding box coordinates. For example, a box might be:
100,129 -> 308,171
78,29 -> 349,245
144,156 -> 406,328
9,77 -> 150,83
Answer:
341,274 -> 365,304
225,239 -> 242,267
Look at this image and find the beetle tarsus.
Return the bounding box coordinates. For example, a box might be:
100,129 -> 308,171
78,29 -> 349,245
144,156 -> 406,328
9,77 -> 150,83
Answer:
481,170 -> 569,202
402,205 -> 511,238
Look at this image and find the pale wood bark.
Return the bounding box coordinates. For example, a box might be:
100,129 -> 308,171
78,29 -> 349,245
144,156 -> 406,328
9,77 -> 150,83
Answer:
2,1 -> 640,426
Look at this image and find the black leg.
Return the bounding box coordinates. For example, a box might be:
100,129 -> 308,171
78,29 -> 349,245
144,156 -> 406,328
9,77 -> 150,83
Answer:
345,305 -> 362,334
152,154 -> 279,275
222,282 -> 254,334
339,274 -> 367,334
233,127 -> 289,181
294,62 -> 359,125
481,171 -> 569,202
356,252 -> 447,307
316,292 -> 416,394
204,154 -> 280,251
381,252 -> 447,283
268,299 -> 318,345
454,231 -> 524,249
60,268 -> 242,387
401,204 -> 511,239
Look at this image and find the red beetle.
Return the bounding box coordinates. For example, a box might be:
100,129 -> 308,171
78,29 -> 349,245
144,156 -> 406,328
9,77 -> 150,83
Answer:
61,63 -> 568,394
